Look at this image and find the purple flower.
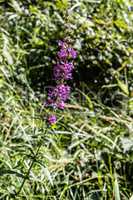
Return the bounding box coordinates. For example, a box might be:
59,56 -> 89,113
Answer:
68,47 -> 77,59
53,62 -> 74,80
57,101 -> 65,109
58,49 -> 68,59
48,84 -> 70,104
48,115 -> 57,124
63,62 -> 74,79
56,84 -> 70,101
57,40 -> 77,60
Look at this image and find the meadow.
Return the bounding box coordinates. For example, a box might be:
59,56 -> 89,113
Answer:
0,0 -> 133,199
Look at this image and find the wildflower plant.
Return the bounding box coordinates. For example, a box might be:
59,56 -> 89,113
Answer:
46,40 -> 77,125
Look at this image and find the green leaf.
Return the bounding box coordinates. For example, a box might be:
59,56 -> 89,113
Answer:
2,34 -> 13,65
77,89 -> 94,110
29,5 -> 39,14
116,78 -> 129,96
114,174 -> 121,200
10,0 -> 22,13
56,0 -> 68,11
43,167 -> 53,186
128,98 -> 133,114
0,79 -> 4,88
116,0 -> 124,3
3,48 -> 13,65
114,19 -> 128,30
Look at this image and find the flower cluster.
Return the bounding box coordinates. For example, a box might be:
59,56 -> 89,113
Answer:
53,41 -> 77,81
46,40 -> 77,125
48,115 -> 57,125
48,84 -> 70,102
53,62 -> 74,80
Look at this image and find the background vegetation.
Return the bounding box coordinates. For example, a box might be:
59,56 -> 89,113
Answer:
0,0 -> 133,199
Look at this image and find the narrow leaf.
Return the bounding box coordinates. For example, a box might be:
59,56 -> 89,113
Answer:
116,78 -> 129,96
114,175 -> 121,200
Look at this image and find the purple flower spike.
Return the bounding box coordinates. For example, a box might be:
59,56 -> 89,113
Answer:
46,39 -> 77,123
48,115 -> 57,125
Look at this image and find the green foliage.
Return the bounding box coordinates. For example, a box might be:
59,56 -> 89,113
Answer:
0,0 -> 133,95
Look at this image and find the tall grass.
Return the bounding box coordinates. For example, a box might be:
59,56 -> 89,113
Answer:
0,79 -> 133,199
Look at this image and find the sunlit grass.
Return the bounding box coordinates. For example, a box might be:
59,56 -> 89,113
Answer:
0,80 -> 133,199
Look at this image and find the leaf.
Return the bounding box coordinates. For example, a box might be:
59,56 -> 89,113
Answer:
56,0 -> 68,11
43,168 -> 53,186
3,48 -> 13,65
0,169 -> 25,178
10,0 -> 22,13
51,124 -> 57,129
130,195 -> 133,200
114,19 -> 128,30
116,78 -> 129,96
128,98 -> 133,114
29,5 -> 38,14
116,0 -> 124,4
94,18 -> 106,25
0,79 -> 4,88
114,174 -> 121,200
2,34 -> 13,65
